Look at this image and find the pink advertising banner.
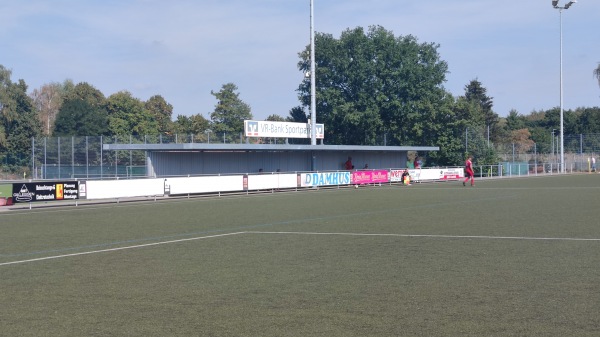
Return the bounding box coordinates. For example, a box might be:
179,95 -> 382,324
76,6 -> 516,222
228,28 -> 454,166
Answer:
352,170 -> 390,185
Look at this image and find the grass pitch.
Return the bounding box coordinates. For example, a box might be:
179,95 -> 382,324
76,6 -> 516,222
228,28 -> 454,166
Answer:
1,175 -> 600,336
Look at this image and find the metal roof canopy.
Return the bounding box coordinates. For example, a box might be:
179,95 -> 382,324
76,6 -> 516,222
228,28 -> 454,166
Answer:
103,143 -> 439,152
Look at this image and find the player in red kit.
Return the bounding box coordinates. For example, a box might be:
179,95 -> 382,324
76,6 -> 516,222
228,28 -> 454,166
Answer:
463,156 -> 474,187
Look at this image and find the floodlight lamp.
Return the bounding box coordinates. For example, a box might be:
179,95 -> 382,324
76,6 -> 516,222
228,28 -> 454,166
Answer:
551,0 -> 559,7
564,1 -> 576,9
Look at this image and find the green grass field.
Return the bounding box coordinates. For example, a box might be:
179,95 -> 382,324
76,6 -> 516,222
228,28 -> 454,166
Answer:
1,175 -> 600,336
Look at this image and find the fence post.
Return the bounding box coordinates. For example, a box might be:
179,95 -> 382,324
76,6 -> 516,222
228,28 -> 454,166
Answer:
86,136 -> 89,179
129,135 -> 133,174
44,137 -> 47,179
71,136 -> 74,179
115,136 -> 118,178
31,137 -> 35,180
534,143 -> 537,176
58,137 -> 61,179
100,135 -> 103,179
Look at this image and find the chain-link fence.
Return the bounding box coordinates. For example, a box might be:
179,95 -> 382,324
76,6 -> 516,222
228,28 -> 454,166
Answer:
486,134 -> 600,172
32,136 -> 142,180
16,132 -> 600,180
30,133 -> 257,179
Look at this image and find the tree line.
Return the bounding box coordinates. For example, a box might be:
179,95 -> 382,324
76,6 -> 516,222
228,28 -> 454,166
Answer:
1,25 -> 599,172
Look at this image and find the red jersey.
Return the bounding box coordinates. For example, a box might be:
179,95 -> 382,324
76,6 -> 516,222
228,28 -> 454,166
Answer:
465,159 -> 474,176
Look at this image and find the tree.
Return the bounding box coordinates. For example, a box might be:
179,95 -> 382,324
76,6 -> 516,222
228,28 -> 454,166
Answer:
53,82 -> 108,136
510,129 -> 535,154
287,106 -> 308,123
576,107 -> 600,134
296,25 -> 449,146
63,82 -> 105,108
53,99 -> 109,136
106,91 -> 158,136
594,63 -> 600,88
30,82 -> 68,136
463,79 -> 500,142
145,95 -> 173,134
464,79 -> 494,119
0,65 -> 41,171
266,114 -> 285,122
209,83 -> 252,135
453,79 -> 503,165
7,81 -> 40,171
424,93 -> 469,165
0,66 -> 12,150
505,109 -> 526,131
172,114 -> 210,136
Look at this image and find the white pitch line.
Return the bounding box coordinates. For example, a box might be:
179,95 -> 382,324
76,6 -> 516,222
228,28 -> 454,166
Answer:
245,231 -> 600,242
0,231 -> 246,267
4,230 -> 599,267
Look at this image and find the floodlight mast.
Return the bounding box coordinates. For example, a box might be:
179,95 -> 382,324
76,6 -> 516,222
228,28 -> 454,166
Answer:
309,0 -> 316,146
551,0 -> 576,173
564,1 -> 576,9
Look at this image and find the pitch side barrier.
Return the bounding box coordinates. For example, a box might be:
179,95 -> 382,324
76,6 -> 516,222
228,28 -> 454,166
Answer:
0,168 -> 463,207
80,167 -> 463,200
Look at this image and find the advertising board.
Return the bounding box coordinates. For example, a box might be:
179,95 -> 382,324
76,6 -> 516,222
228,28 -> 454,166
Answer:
244,120 -> 324,139
352,170 -> 390,185
439,168 -> 464,180
300,172 -> 351,187
12,181 -> 79,203
390,168 -> 464,182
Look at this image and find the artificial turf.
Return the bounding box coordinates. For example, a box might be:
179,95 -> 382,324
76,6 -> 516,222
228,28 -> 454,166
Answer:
1,174 -> 599,336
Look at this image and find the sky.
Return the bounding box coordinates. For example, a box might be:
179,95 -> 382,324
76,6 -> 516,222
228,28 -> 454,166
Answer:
1,0 -> 599,122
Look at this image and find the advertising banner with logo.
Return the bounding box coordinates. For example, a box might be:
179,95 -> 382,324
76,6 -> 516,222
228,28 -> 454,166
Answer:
352,170 -> 390,185
390,169 -> 406,182
12,181 -> 79,203
244,120 -> 324,139
439,168 -> 464,180
390,168 -> 464,182
300,172 -> 351,187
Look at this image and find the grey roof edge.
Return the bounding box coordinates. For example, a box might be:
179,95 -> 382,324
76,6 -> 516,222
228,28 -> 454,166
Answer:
103,143 -> 439,152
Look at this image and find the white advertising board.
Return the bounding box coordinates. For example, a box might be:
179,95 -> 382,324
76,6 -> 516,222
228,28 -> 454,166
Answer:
82,167 -> 464,201
85,179 -> 165,199
390,168 -> 464,182
166,175 -> 243,195
248,174 -> 297,190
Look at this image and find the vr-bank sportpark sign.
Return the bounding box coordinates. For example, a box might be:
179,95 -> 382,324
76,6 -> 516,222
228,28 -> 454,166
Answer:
244,120 -> 324,139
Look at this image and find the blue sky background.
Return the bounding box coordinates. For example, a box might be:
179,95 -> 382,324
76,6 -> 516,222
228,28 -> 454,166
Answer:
1,0 -> 599,121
